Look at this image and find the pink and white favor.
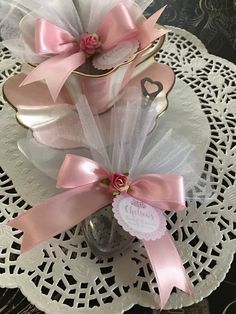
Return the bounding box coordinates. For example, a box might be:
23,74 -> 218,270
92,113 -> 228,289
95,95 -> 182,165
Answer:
1,0 -> 169,113
7,86 -> 210,309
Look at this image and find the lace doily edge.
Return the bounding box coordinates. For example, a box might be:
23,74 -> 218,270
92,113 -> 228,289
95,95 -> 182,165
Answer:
166,26 -> 236,71
0,245 -> 235,313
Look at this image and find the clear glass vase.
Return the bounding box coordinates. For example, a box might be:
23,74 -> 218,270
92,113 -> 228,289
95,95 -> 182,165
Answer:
81,204 -> 134,257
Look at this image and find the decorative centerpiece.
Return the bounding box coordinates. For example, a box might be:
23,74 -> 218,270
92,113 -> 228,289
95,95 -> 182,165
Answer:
1,10 -> 235,311
0,0 -> 206,311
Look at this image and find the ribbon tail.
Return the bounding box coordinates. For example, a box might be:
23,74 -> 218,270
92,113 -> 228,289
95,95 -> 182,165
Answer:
20,51 -> 86,102
7,185 -> 113,253
142,232 -> 192,309
139,5 -> 170,48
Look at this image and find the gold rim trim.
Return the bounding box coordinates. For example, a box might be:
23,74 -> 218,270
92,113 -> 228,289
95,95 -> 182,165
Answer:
2,84 -> 29,130
2,66 -> 176,145
27,30 -> 166,78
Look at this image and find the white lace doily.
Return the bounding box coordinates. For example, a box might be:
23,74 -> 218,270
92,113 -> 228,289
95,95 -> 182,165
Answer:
0,27 -> 236,313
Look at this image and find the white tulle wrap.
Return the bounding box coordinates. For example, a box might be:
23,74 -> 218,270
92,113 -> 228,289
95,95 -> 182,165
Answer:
0,0 -> 153,63
18,77 -> 211,201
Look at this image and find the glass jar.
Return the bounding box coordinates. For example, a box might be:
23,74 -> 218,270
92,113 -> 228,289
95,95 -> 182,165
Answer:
81,204 -> 134,257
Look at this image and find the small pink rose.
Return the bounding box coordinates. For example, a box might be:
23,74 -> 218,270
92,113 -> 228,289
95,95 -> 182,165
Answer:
79,33 -> 101,55
110,173 -> 130,193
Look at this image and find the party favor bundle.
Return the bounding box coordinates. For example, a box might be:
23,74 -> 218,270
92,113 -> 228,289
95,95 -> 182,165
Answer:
2,0 -> 170,132
7,82 -> 204,307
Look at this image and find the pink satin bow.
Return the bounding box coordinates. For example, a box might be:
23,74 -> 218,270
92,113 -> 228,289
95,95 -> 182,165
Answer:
20,4 -> 168,101
8,154 -> 192,309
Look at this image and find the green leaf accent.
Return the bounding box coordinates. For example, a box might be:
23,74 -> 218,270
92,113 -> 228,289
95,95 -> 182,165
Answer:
100,178 -> 110,186
113,191 -> 120,196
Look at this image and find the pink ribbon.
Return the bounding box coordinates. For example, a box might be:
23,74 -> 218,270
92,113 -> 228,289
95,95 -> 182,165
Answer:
143,235 -> 192,309
20,5 -> 168,101
8,154 -> 191,308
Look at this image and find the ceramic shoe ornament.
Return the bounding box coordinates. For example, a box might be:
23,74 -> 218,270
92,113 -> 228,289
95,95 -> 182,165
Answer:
2,0 -> 169,113
4,60 -> 175,149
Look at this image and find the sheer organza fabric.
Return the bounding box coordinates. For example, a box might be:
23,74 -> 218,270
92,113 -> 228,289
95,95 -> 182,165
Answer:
0,0 -> 153,62
18,78 -> 211,201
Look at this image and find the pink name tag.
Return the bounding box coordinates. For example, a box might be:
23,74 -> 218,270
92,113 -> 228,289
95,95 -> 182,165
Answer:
112,195 -> 166,241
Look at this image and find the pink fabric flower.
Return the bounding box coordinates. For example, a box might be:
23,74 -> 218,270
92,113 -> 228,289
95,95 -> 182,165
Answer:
110,173 -> 130,193
79,33 -> 101,55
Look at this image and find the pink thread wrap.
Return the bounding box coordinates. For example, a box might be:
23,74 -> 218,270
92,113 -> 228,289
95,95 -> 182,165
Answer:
8,154 -> 192,309
20,5 -> 168,101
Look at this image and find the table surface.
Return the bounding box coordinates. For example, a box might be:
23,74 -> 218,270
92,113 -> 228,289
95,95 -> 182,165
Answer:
0,1 -> 235,313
